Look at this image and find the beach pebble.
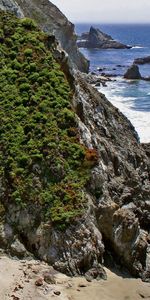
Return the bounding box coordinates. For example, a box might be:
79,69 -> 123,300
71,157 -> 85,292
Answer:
35,278 -> 43,286
54,290 -> 61,296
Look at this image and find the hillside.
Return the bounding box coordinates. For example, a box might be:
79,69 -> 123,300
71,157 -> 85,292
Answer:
0,9 -> 150,283
0,0 -> 89,72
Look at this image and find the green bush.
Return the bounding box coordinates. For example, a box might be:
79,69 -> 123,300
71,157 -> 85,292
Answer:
21,18 -> 37,29
24,48 -> 33,57
19,83 -> 30,92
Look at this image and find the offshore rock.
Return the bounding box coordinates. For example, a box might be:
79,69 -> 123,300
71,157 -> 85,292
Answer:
77,26 -> 131,49
134,55 -> 150,65
0,0 -> 89,72
124,64 -> 142,79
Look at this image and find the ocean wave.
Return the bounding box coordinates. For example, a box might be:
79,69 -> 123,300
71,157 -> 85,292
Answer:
131,46 -> 145,49
97,86 -> 150,143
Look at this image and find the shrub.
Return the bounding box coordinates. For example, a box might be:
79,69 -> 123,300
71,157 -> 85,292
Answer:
21,18 -> 37,29
24,48 -> 33,57
19,83 -> 30,92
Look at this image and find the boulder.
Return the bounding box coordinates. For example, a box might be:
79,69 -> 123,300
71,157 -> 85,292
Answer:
124,64 -> 142,79
77,26 -> 131,49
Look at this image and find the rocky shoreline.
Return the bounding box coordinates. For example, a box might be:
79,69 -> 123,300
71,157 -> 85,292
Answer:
0,0 -> 150,289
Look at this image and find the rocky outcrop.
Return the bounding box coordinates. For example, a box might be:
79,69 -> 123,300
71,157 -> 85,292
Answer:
77,26 -> 131,49
73,71 -> 150,281
0,0 -> 89,72
0,0 -> 23,17
124,64 -> 142,79
134,56 -> 150,65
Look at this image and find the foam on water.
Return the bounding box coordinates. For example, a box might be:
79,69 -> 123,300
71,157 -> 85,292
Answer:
131,46 -> 145,49
76,23 -> 150,143
99,80 -> 150,143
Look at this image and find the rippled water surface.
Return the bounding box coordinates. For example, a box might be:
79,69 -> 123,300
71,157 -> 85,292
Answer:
76,24 -> 150,142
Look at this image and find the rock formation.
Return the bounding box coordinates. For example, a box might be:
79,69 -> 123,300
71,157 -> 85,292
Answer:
0,7 -> 150,283
124,64 -> 142,79
77,26 -> 131,49
134,56 -> 150,65
0,0 -> 89,72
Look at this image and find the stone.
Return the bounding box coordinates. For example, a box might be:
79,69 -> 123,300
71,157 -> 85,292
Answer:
124,64 -> 142,79
10,239 -> 28,258
35,278 -> 43,286
43,272 -> 56,284
54,291 -> 61,296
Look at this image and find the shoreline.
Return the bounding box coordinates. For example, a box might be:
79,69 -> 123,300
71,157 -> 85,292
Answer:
84,72 -> 150,144
0,255 -> 150,300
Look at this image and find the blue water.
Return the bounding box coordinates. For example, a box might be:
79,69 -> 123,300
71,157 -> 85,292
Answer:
75,24 -> 150,142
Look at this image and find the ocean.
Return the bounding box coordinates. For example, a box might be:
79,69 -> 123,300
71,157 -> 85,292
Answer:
75,24 -> 150,143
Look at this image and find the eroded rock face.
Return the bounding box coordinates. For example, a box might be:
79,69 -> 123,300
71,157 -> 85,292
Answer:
0,0 -> 89,72
73,71 -> 150,280
77,26 -> 131,49
1,202 -> 106,279
0,0 -> 24,17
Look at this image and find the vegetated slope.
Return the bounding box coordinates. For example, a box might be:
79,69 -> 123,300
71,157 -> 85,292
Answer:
0,10 -> 150,282
0,0 -> 89,72
0,10 -> 95,227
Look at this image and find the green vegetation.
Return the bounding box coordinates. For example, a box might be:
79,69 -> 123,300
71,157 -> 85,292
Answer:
0,11 -> 98,227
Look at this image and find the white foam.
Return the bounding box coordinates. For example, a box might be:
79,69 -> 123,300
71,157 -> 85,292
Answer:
98,85 -> 150,143
131,46 -> 145,49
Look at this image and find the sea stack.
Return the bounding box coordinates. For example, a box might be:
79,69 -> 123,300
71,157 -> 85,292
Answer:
124,64 -> 142,79
77,26 -> 131,49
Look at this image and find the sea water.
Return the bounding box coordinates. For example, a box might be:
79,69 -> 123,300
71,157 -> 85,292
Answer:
75,24 -> 150,143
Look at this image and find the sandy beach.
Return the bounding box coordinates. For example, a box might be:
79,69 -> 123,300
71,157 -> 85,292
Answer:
0,256 -> 149,300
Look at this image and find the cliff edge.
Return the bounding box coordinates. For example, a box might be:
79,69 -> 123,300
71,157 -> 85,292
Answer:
0,0 -> 89,72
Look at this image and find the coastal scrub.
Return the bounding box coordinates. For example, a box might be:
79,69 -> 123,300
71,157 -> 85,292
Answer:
0,11 -> 98,227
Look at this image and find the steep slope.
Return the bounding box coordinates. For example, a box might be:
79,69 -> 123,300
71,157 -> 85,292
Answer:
0,10 -> 150,282
0,0 -> 89,72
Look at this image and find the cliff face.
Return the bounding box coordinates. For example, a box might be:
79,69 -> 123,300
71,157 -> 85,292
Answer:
0,9 -> 150,282
73,72 -> 150,281
0,0 -> 89,72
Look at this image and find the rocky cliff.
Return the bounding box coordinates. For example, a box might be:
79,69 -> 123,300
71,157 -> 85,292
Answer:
0,9 -> 150,283
0,0 -> 89,72
77,26 -> 131,49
